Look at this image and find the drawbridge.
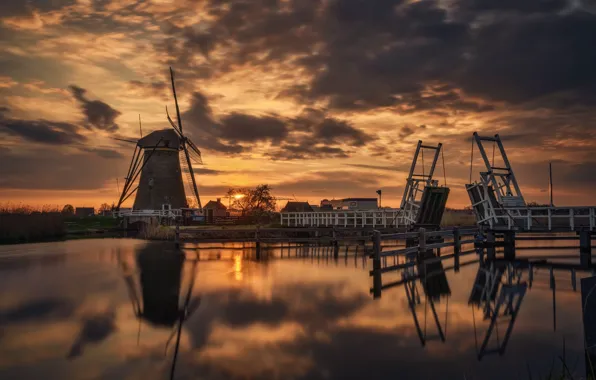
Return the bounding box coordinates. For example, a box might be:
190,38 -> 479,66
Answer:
466,132 -> 596,232
281,140 -> 449,228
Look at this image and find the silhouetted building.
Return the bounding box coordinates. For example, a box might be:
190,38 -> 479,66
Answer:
204,198 -> 227,223
341,198 -> 378,210
281,201 -> 313,212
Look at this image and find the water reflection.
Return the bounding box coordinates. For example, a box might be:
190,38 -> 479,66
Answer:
469,260 -> 527,360
0,239 -> 593,379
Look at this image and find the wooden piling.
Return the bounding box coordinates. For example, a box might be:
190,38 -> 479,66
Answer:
581,275 -> 596,378
580,230 -> 592,268
486,231 -> 495,261
174,224 -> 180,249
333,227 -> 339,259
504,230 -> 516,260
372,230 -> 382,299
453,227 -> 460,272
255,226 -> 261,260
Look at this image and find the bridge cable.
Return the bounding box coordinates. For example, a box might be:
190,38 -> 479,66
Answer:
441,148 -> 447,187
469,138 -> 474,184
422,148 -> 425,178
492,141 -> 496,168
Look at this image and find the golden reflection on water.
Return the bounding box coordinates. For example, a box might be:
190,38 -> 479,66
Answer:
0,238 -> 591,380
233,253 -> 243,281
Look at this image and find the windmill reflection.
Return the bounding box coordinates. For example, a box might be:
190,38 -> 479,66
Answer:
469,259 -> 527,360
402,253 -> 451,346
118,247 -> 200,380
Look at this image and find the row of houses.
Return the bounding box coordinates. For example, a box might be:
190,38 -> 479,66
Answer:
281,198 -> 379,212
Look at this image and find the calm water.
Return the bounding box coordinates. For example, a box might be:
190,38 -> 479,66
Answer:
0,238 -> 590,379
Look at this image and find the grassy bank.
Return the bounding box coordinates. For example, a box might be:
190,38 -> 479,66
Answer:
0,213 -> 66,244
0,202 -> 124,244
65,216 -> 121,233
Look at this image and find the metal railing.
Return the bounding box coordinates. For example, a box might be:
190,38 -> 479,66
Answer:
482,206 -> 596,231
280,209 -> 412,228
114,209 -> 182,218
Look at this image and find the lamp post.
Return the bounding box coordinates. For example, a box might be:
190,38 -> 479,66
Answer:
376,189 -> 382,209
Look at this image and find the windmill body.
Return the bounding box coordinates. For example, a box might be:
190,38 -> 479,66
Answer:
133,129 -> 187,210
115,67 -> 204,217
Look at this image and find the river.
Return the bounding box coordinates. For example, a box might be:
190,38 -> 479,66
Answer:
0,238 -> 590,379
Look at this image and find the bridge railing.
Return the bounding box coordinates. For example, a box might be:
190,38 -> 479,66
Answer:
114,209 -> 182,218
487,206 -> 596,231
280,209 -> 410,228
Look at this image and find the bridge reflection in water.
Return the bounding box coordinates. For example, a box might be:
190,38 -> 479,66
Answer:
111,239 -> 596,380
1,238 -> 594,380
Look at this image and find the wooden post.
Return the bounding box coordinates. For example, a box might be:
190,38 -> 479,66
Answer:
581,275 -> 596,378
255,226 -> 261,260
418,227 -> 426,256
372,230 -> 382,299
453,227 -> 460,272
486,231 -> 495,261
504,230 -> 516,260
580,230 -> 592,268
174,223 -> 180,249
332,227 -> 339,259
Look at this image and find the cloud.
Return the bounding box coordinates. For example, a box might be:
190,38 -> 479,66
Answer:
0,146 -> 128,190
78,147 -> 124,159
67,310 -> 116,359
456,0 -> 569,13
219,113 -> 288,143
266,142 -> 350,161
184,167 -> 221,175
182,91 -> 375,160
0,110 -> 87,145
69,85 -> 121,132
310,118 -> 374,146
127,80 -> 168,99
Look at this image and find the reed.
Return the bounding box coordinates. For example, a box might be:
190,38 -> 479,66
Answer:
441,209 -> 476,227
0,213 -> 66,244
140,224 -> 175,240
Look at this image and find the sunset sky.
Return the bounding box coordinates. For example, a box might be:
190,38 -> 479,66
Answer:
1,0 -> 595,209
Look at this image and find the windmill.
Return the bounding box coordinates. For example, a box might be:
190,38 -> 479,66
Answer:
117,247 -> 201,380
116,67 -> 203,212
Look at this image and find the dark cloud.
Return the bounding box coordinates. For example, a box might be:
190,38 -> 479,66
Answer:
311,118 -> 373,146
0,298 -> 74,324
458,11 -> 596,106
79,147 -> 124,159
183,167 -> 221,175
67,310 -> 116,359
0,147 -> 129,190
266,142 -> 350,161
273,170 -> 395,195
345,163 -> 402,172
220,113 -> 288,143
456,0 -> 569,13
127,80 -> 168,99
0,109 -> 87,145
158,0 -> 595,129
399,125 -> 415,138
0,0 -> 75,19
182,91 -> 374,160
69,85 -> 121,131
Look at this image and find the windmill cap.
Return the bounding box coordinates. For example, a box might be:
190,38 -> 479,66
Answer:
137,129 -> 181,149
